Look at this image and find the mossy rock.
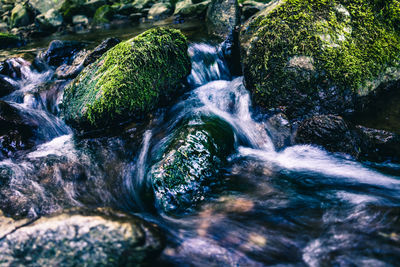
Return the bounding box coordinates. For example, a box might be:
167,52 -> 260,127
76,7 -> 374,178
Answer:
93,4 -> 114,24
150,116 -> 235,214
0,33 -> 24,49
59,0 -> 85,22
62,27 -> 191,130
0,208 -> 164,266
10,3 -> 32,28
240,0 -> 400,119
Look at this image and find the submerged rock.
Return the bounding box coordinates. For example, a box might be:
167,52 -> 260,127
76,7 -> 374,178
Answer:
150,117 -> 235,214
0,208 -> 164,266
62,27 -> 191,130
240,0 -> 400,119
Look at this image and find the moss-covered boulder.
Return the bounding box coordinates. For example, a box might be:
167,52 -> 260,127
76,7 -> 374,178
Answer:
150,116 -> 235,214
0,33 -> 24,49
10,3 -> 32,28
62,27 -> 191,130
0,208 -> 164,266
240,0 -> 400,119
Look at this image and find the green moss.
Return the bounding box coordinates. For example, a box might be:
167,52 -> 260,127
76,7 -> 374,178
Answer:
62,27 -> 191,129
93,5 -> 114,24
59,0 -> 85,22
242,0 -> 400,116
0,33 -> 24,49
151,116 -> 235,214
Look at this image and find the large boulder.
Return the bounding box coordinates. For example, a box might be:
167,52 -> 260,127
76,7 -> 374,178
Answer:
147,2 -> 172,20
0,208 -> 164,266
10,3 -> 32,28
62,27 -> 191,130
206,0 -> 240,39
240,0 -> 400,119
150,116 -> 235,214
35,8 -> 63,32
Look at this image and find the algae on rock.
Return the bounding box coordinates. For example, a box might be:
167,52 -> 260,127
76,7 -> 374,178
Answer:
240,0 -> 400,119
62,27 -> 191,130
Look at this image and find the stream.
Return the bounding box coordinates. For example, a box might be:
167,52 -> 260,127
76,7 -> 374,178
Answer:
1,28 -> 400,266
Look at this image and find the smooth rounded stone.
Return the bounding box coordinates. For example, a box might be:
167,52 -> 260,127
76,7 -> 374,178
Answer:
38,39 -> 86,67
0,208 -> 164,266
0,100 -> 37,159
72,14 -> 89,25
150,116 -> 235,214
10,3 -> 32,28
0,32 -> 24,48
206,0 -> 240,40
62,27 -> 191,130
35,8 -> 63,32
147,2 -> 172,20
240,0 -> 400,120
295,115 -> 360,157
173,0 -> 211,18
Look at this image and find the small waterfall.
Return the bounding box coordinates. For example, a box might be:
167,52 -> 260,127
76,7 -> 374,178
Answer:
187,43 -> 230,87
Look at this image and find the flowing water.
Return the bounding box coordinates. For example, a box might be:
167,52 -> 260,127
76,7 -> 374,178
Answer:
1,37 -> 400,266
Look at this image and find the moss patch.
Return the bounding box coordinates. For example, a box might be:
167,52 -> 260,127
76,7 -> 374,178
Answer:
241,0 -> 400,118
62,27 -> 191,130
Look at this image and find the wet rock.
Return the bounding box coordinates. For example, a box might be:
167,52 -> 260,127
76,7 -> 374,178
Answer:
0,101 -> 37,159
265,112 -> 292,150
219,26 -> 241,76
0,75 -> 17,97
150,116 -> 235,214
54,50 -> 87,80
29,0 -> 66,15
173,0 -> 211,18
147,2 -> 172,20
62,27 -> 191,130
10,3 -> 32,28
38,39 -> 86,67
35,8 -> 63,32
206,0 -> 240,40
240,0 -> 400,120
0,208 -> 164,266
294,114 -> 400,162
0,32 -> 25,49
83,37 -> 120,66
356,126 -> 400,163
295,115 -> 360,157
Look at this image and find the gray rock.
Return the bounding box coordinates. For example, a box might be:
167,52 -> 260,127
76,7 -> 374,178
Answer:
206,0 -> 240,40
0,208 -> 164,267
147,2 -> 172,20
